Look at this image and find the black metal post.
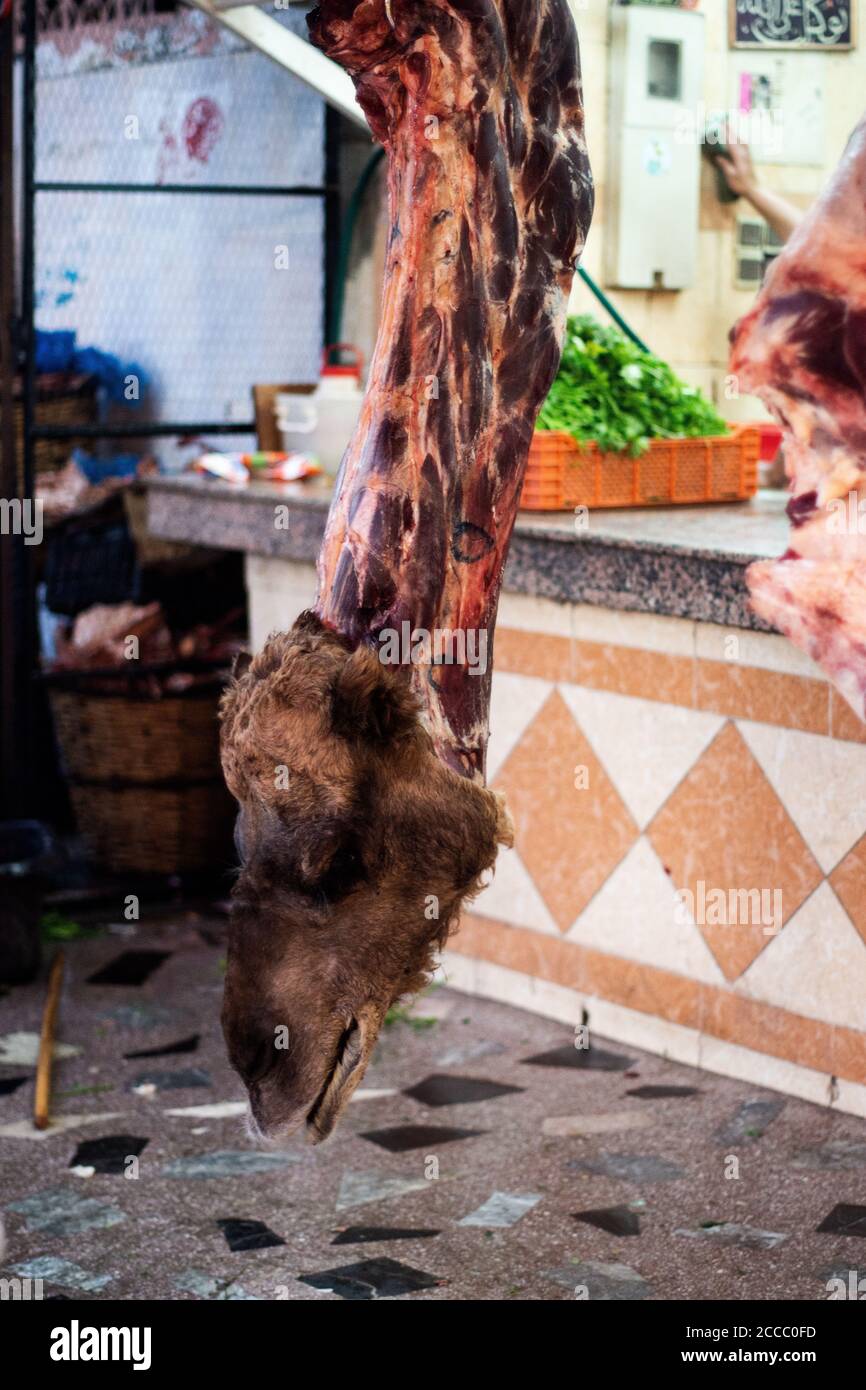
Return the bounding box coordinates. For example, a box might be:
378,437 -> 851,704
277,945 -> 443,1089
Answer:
323,105 -> 342,354
0,0 -> 37,818
21,0 -> 35,508
0,0 -> 18,816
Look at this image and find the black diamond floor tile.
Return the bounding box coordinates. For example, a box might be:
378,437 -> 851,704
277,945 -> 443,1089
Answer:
298,1257 -> 439,1300
217,1219 -> 286,1252
331,1227 -> 441,1246
816,1204 -> 866,1238
86,951 -> 172,986
123,1034 -> 200,1060
521,1045 -> 635,1071
359,1124 -> 484,1152
69,1135 -> 149,1174
403,1074 -> 523,1107
573,1204 -> 641,1236
0,1076 -> 29,1096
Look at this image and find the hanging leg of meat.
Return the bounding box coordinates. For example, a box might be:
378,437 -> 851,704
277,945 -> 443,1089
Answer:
730,116 -> 866,720
219,0 -> 593,1143
309,0 -> 594,778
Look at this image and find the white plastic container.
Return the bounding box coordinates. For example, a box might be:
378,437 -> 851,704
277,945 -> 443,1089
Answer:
276,345 -> 364,476
274,393 -> 318,455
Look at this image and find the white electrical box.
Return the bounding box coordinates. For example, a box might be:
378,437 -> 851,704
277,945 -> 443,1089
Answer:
605,6 -> 705,291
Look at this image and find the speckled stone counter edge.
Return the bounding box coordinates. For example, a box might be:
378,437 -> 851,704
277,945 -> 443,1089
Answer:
146,478 -> 774,632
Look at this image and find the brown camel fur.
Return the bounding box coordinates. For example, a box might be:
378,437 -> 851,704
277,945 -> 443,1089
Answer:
220,613 -> 512,1142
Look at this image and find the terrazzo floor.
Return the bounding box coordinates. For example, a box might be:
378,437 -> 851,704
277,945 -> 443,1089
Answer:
1,909 -> 865,1302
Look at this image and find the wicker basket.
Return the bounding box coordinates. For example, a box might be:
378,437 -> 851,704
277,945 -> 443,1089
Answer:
520,425 -> 760,511
48,672 -> 235,876
8,373 -> 98,489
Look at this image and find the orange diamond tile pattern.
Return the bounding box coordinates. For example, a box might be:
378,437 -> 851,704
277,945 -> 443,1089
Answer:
493,690 -> 638,931
830,834 -> 866,949
648,722 -> 823,981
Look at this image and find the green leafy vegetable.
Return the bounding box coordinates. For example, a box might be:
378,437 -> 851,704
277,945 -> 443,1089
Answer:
538,314 -> 729,457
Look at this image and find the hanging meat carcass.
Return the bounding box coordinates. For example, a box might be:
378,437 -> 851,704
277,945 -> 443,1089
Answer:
730,117 -> 866,719
219,0 -> 593,1142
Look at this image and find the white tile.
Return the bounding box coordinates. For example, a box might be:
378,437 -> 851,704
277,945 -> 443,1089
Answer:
559,684 -> 723,828
472,846 -> 561,936
738,883 -> 866,1031
163,1102 -> 247,1119
695,622 -> 826,679
738,721 -> 866,873
245,556 -> 318,652
486,671 -> 552,782
440,952 -> 577,1027
0,1033 -> 80,1065
569,604 -> 696,657
458,1191 -> 541,1228
696,1035 -> 844,1114
495,594 -> 695,658
246,555 -> 317,594
565,837 -> 726,984
497,590 -> 572,637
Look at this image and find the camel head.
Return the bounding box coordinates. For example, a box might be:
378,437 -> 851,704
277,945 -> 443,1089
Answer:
219,611 -> 511,1144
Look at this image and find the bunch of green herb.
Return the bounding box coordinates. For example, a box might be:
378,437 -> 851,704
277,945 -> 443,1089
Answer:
538,314 -> 728,456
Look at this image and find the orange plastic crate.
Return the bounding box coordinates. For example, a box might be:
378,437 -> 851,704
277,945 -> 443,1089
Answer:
520,425 -> 760,511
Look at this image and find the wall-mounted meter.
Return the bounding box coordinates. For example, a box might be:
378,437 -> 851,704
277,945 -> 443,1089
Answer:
605,5 -> 705,291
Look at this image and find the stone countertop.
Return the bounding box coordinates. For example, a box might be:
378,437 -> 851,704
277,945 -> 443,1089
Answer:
146,474 -> 790,631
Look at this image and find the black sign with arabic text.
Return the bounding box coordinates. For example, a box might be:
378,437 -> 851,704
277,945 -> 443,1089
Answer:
731,0 -> 854,49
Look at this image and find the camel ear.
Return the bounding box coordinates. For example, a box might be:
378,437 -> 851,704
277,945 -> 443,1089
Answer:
331,646 -> 418,744
232,650 -> 253,681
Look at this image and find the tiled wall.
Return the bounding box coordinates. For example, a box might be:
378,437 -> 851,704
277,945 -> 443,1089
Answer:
246,558 -> 866,1117
448,593 -> 866,1119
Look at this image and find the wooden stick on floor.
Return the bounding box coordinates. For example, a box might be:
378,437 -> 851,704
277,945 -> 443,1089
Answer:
34,950 -> 65,1131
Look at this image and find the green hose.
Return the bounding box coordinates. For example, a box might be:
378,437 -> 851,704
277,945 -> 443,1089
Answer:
577,267 -> 651,353
331,146 -> 651,357
329,145 -> 386,347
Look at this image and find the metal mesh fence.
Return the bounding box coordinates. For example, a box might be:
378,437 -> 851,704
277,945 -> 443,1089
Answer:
35,26 -> 325,189
26,3 -> 328,460
36,189 -> 324,423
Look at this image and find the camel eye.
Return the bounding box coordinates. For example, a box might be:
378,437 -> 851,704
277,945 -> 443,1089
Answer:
317,837 -> 366,902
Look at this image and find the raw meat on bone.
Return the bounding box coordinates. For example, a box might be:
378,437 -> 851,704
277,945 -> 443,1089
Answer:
308,0 -> 594,777
730,116 -> 866,720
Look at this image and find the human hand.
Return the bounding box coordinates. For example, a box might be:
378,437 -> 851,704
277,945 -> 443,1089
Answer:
716,136 -> 758,199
